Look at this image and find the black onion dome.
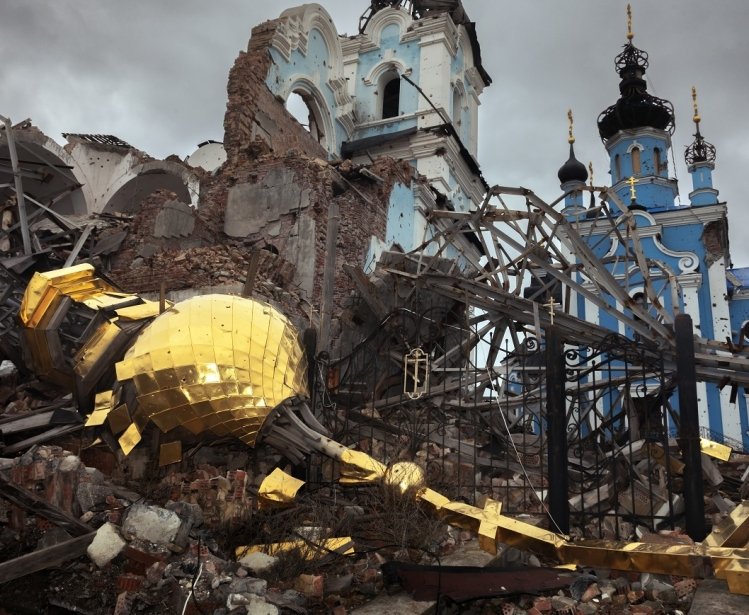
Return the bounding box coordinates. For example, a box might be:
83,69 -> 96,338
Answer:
558,143 -> 588,184
597,41 -> 675,142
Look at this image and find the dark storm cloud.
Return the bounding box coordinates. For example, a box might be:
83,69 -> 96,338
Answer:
2,1 -> 748,262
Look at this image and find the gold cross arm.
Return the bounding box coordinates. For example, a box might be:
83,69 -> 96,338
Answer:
627,176 -> 638,201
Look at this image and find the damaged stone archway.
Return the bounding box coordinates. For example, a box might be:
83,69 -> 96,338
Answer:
282,79 -> 335,151
101,160 -> 200,214
0,126 -> 90,216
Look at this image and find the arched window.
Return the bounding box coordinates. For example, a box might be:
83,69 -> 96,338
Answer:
654,147 -> 665,175
452,86 -> 463,125
631,147 -> 642,175
614,154 -> 621,182
286,91 -> 324,143
382,77 -> 401,119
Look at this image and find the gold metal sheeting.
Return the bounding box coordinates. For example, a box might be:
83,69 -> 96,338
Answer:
258,468 -> 305,508
419,488 -> 565,560
115,300 -> 166,321
416,477 -> 749,587
18,265 -> 157,396
19,264 -> 126,328
73,320 -> 122,380
106,404 -> 132,435
85,408 -> 111,427
560,541 -> 712,579
725,559 -> 749,595
704,501 -> 749,548
111,294 -> 309,453
149,408 -> 186,433
118,422 -> 142,456
235,537 -> 355,560
159,441 -> 183,467
701,437 -> 732,461
85,391 -> 114,427
478,498 -> 502,555
338,449 -> 387,484
645,443 -> 685,474
20,264 -> 99,326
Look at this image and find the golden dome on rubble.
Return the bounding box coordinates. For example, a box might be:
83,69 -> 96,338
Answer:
108,294 -> 309,454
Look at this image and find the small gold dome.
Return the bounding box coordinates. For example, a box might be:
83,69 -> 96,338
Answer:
384,461 -> 426,493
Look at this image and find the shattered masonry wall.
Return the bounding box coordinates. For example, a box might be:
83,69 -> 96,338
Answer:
106,6 -> 415,340
223,18 -> 330,164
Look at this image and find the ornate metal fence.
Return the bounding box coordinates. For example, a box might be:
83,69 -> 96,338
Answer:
309,308 -> 682,540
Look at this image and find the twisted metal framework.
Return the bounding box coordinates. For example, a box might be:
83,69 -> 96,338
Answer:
336,182 -> 749,483
685,135 -> 717,166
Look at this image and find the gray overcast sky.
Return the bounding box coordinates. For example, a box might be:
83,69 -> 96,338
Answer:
3,1 -> 749,263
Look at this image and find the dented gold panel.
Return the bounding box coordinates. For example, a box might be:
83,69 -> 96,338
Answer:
704,501 -> 749,548
159,441 -> 183,467
85,391 -> 113,427
725,559 -> 749,595
338,449 -> 387,484
258,467 -> 305,508
235,537 -> 355,560
118,422 -> 142,456
700,438 -> 732,461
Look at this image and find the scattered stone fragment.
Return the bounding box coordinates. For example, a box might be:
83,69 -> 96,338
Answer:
237,551 -> 278,574
122,503 -> 181,544
87,522 -> 126,568
295,573 -> 324,598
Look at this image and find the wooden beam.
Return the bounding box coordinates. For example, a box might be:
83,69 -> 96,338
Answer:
0,476 -> 92,535
241,251 -> 262,298
342,264 -> 388,320
0,532 -> 94,584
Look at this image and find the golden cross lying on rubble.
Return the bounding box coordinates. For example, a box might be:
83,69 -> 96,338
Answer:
627,176 -> 638,201
545,296 -> 558,326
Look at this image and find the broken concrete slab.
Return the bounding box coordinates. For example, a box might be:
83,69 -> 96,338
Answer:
224,168 -> 309,238
87,522 -> 126,567
122,503 -> 181,545
153,200 -> 195,238
238,550 -> 278,573
689,579 -> 749,614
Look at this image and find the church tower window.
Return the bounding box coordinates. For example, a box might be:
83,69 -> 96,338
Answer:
631,147 -> 641,175
382,77 -> 401,119
614,154 -> 621,182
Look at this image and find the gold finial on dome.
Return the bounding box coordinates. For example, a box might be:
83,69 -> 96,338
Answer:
567,109 -> 575,144
692,85 -> 701,125
626,4 -> 634,40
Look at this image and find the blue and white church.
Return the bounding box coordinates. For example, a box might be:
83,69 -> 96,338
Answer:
557,21 -> 749,449
260,1 -> 490,268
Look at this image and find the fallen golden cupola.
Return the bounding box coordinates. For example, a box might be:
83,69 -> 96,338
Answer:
105,293 -> 309,454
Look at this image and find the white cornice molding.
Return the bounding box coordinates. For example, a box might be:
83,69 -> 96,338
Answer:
403,14 -> 459,56
572,201 -> 726,232
610,175 -> 677,196
464,66 -> 485,96
349,128 -> 484,205
605,126 -> 673,151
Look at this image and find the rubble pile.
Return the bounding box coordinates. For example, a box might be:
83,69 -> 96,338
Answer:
0,442 -> 709,614
0,444 -> 464,614
431,569 -> 699,615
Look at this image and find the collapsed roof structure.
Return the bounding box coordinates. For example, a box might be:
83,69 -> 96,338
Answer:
3,1 -> 749,611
